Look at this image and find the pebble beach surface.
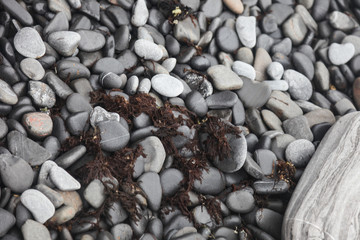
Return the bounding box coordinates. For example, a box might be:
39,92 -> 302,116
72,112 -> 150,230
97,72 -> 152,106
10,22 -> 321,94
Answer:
0,0 -> 360,240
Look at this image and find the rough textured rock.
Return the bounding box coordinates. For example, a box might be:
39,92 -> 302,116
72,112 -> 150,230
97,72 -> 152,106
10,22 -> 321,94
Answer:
283,112 -> 360,240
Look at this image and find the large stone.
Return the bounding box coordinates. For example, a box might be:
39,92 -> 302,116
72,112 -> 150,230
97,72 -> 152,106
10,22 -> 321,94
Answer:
283,112 -> 360,239
207,65 -> 243,91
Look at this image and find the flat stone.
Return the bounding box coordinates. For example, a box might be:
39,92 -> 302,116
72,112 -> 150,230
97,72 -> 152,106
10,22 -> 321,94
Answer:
304,109 -> 336,127
77,30 -> 106,52
266,90 -> 303,120
236,78 -> 271,108
206,91 -> 238,109
56,60 -> 90,80
243,153 -> 264,180
207,65 -> 243,91
292,52 -> 314,80
92,57 -> 124,75
0,79 -> 18,105
236,16 -> 256,48
7,130 -> 51,166
283,115 -> 313,141
261,109 -> 283,132
271,134 -> 296,160
285,139 -> 315,167
328,43 -> 355,65
232,61 -> 256,80
193,205 -> 217,229
283,112 -> 360,240
151,74 -> 184,97
201,0 -> 223,18
137,136 -> 166,173
253,179 -> 290,194
98,120 -> 130,152
138,172 -> 162,211
284,69 -> 313,101
21,189 -> 55,223
216,26 -> 239,53
342,35 -> 360,56
48,31 -> 81,56
35,184 -> 64,208
66,111 -> 89,136
254,149 -> 277,175
283,13 -> 307,45
314,61 -> 330,91
20,58 -> 45,80
111,224 -> 133,240
84,179 -> 106,208
0,208 -> 16,237
134,39 -> 163,61
21,219 -> 51,240
269,3 -> 294,25
49,165 -> 81,191
245,108 -> 268,136
174,17 -> 200,44
66,93 -> 92,114
295,4 -> 317,32
28,81 -> 56,108
185,90 -> 208,117
226,189 -> 255,214
43,11 -> 69,36
14,27 -> 45,58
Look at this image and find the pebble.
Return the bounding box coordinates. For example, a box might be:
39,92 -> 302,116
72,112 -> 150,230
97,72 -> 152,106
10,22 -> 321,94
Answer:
285,139 -> 315,167
282,13 -> 307,45
137,136 -> 166,173
112,224 -> 133,240
263,80 -> 289,91
77,30 -> 106,52
271,134 -> 296,160
48,31 -> 81,56
236,78 -> 271,108
329,11 -> 358,31
138,172 -> 162,211
354,77 -> 360,109
48,0 -> 71,20
20,58 -> 45,81
131,0 -> 149,27
253,179 -> 290,194
49,165 -> 81,191
21,219 -> 51,240
267,62 -> 284,80
292,52 -> 314,80
134,39 -> 163,61
14,27 -> 46,59
201,0 -> 223,18
232,61 -> 256,80
0,79 -> 18,105
254,48 -> 272,81
283,69 -> 313,101
174,17 -> 200,44
35,184 -> 64,208
193,167 -> 226,195
342,35 -> 360,56
151,74 -> 184,97
261,109 -> 283,132
216,26 -> 239,53
185,91 -> 208,117
283,115 -> 314,141
98,120 -> 130,152
84,179 -> 106,208
304,109 -> 336,127
0,208 -> 16,237
226,190 -> 255,214
20,189 -> 55,223
56,60 -> 90,80
160,168 -> 184,197
92,57 -> 124,75
106,201 -> 128,226
22,112 -> 53,138
328,42 -> 355,65
256,208 -> 283,239
254,149 -> 277,175
66,111 -> 90,136
207,65 -> 243,91
236,16 -> 256,48
66,93 -> 92,113
206,91 -> 238,109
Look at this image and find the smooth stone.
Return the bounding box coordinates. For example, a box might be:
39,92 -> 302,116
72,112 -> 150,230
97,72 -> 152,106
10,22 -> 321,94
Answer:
314,61 -> 330,91
312,0 -> 330,21
214,227 -> 238,240
304,109 -> 336,127
160,168 -> 184,197
353,77 -> 360,109
226,189 -> 255,214
22,112 -> 53,138
254,149 -> 277,175
7,130 -> 51,166
20,58 -> 45,81
21,220 -> 51,240
114,25 -> 130,52
261,109 -> 283,132
350,55 -> 360,76
28,81 -> 56,108
342,35 -> 360,56
0,118 -> 7,139
283,69 -> 313,101
267,62 -> 284,80
193,166 -> 226,195
138,172 -> 162,211
21,189 -> 55,223
223,0 -> 244,14
201,0 -> 223,18
55,145 -> 86,169
43,12 -> 69,36
236,78 -> 271,108
295,4 -> 317,32
236,47 -> 254,65
48,31 -> 81,56
174,17 -> 200,44
151,74 -> 184,97
263,80 -> 289,92
216,26 -> 239,53
183,73 -> 214,98
266,91 -> 303,121
328,43 -> 355,65
66,111 -> 89,136
92,57 -> 124,75
137,136 -> 166,173
56,60 -> 90,80
329,11 -> 358,31
206,91 -> 238,109
283,112 -> 360,240
254,48 -> 272,81
243,153 -> 264,179
134,39 -> 163,61
48,0 -> 71,20
193,205 -> 218,229
271,134 -> 296,160
131,0 -> 149,27
84,179 -> 106,209
0,79 -> 18,105
245,108 -> 268,136
271,37 -> 292,56
256,208 -> 283,239
236,16 -> 256,48
14,27 -> 45,58
77,30 -> 106,52
49,165 -> 81,191
283,13 -> 307,45
312,122 -> 332,142
268,3 -> 294,24
207,65 -> 243,91
66,93 -> 92,114
98,120 -> 130,152
0,0 -> 33,26
90,106 -> 120,128
285,139 -> 315,168
99,72 -> 125,89
111,224 -> 133,240
253,179 -> 290,194
0,208 -> 16,237
292,52 -> 314,80
106,201 -> 128,226
283,115 -> 313,141
334,98 -> 356,116
185,90 -> 208,117
35,184 -> 64,208
232,61 -> 256,80
261,14 -> 278,34
311,92 -> 331,109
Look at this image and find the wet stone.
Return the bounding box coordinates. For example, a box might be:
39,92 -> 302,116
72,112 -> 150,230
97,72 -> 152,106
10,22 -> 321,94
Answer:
256,208 -> 283,239
14,27 -> 45,58
20,58 -> 45,81
243,153 -> 264,179
66,111 -> 89,136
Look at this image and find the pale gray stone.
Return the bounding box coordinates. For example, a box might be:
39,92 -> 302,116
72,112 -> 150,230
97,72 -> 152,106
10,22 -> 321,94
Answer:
21,189 -> 55,223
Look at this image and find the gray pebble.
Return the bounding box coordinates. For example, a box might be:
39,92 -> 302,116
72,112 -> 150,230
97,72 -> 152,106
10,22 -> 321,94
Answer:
328,43 -> 355,65
226,189 -> 255,214
14,27 -> 45,58
84,179 -> 106,208
236,16 -> 256,48
0,79 -> 18,105
193,167 -> 226,195
283,69 -> 313,101
49,165 -> 81,191
20,58 -> 45,81
285,139 -> 315,167
138,172 -> 162,211
283,13 -> 307,45
21,219 -> 51,240
151,74 -> 184,97
28,81 -> 56,108
98,120 -> 129,152
21,189 -> 55,223
134,39 -> 163,61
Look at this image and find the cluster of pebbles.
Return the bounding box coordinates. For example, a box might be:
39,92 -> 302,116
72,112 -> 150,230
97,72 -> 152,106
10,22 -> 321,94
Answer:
0,0 -> 360,239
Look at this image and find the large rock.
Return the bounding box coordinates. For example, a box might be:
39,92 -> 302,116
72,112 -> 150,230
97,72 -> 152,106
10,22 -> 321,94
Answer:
283,112 -> 360,239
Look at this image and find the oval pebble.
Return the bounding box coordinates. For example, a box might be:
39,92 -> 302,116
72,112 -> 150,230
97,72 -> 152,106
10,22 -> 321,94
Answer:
151,74 -> 184,97
20,58 -> 45,80
14,27 -> 45,58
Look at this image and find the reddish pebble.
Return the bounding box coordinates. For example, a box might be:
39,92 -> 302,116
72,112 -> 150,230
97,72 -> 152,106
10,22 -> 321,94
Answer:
22,112 -> 53,138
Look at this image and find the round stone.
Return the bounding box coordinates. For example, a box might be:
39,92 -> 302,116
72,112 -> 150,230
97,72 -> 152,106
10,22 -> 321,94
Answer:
14,27 -> 45,58
0,208 -> 16,237
48,31 -> 81,56
236,16 -> 256,48
232,61 -> 256,80
22,112 -> 53,138
20,58 -> 45,80
84,179 -> 106,209
21,189 -> 55,223
207,65 -> 243,91
151,74 -> 184,97
98,120 -> 130,152
285,139 -> 315,167
226,189 -> 256,213
216,26 -> 240,53
134,39 -> 163,61
21,219 -> 51,240
0,79 -> 18,105
131,0 -> 149,27
223,0 -> 244,14
49,165 -> 81,191
283,69 -> 313,101
328,43 -> 355,65
77,30 -> 106,52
